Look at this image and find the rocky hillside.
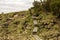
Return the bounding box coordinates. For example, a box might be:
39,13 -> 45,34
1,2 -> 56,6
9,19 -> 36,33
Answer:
0,0 -> 60,40
0,10 -> 60,40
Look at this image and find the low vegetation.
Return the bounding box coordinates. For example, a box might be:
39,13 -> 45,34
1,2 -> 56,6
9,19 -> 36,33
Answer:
0,0 -> 60,40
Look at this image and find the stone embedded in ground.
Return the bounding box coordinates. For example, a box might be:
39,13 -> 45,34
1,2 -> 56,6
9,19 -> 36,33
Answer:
32,27 -> 38,34
33,20 -> 38,25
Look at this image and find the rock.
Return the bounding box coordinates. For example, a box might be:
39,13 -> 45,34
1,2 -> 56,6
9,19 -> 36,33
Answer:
32,16 -> 39,20
32,27 -> 38,34
49,38 -> 54,40
14,14 -> 18,18
33,20 -> 38,25
58,36 -> 60,40
53,37 -> 57,40
0,18 -> 2,20
33,35 -> 42,40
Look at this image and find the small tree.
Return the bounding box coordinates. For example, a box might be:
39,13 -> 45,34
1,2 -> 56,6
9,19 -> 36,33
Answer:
50,2 -> 60,15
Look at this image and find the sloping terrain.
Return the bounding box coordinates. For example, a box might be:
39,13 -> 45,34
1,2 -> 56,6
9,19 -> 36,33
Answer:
0,0 -> 60,40
0,10 -> 60,40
